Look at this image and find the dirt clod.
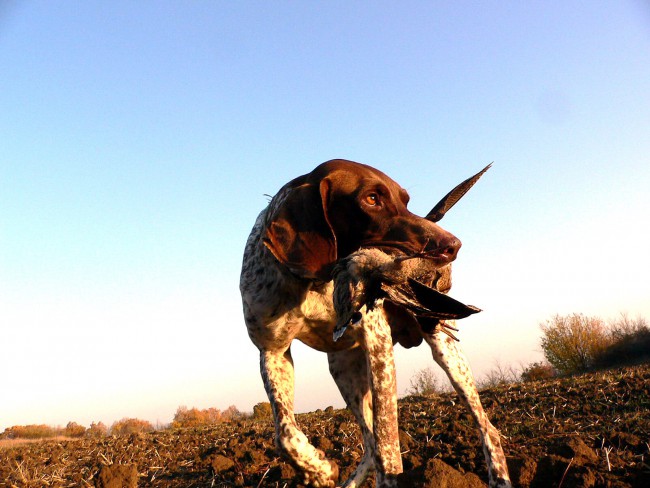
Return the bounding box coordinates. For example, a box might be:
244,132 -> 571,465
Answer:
552,436 -> 599,464
207,454 -> 235,473
95,464 -> 138,488
397,458 -> 487,487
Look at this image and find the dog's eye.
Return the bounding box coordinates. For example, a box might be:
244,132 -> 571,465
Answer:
364,193 -> 379,206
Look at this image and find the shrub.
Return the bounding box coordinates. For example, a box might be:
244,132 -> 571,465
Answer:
64,421 -> 86,438
609,313 -> 649,340
221,405 -> 245,422
87,421 -> 108,438
594,314 -> 650,368
253,402 -> 273,420
110,418 -> 154,436
520,361 -> 556,382
172,406 -> 223,428
2,424 -> 56,440
540,313 -> 650,375
171,405 -> 244,428
477,362 -> 520,389
540,313 -> 611,375
408,367 -> 443,396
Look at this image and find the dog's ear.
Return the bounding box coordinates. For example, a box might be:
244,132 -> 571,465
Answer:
383,300 -> 424,349
263,179 -> 337,280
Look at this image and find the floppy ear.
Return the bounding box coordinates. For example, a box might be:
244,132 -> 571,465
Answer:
263,179 -> 338,280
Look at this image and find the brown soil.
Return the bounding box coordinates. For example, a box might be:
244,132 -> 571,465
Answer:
1,366 -> 649,487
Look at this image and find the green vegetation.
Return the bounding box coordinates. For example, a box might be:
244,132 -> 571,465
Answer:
540,312 -> 649,375
407,312 -> 648,395
252,402 -> 273,420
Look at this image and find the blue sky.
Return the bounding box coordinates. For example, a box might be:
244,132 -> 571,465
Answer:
2,1 -> 649,430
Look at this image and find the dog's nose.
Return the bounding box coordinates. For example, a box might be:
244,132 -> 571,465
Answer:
435,235 -> 461,263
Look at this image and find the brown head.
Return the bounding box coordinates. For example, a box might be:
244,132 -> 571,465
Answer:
263,159 -> 461,281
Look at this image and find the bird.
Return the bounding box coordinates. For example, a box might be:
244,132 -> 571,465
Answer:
332,247 -> 481,348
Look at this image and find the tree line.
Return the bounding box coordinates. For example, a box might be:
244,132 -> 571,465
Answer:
1,403 -> 274,441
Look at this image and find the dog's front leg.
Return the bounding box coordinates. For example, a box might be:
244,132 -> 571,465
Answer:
359,301 -> 402,487
328,347 -> 375,488
424,330 -> 512,488
261,348 -> 339,487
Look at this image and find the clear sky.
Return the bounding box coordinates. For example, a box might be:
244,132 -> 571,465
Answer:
1,1 -> 649,431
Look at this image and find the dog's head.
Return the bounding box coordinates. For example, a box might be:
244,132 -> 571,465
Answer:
263,159 -> 463,281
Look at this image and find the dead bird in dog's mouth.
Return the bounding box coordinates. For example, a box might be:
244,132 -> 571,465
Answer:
333,247 -> 481,348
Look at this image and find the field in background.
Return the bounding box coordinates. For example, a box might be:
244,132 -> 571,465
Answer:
1,365 -> 648,487
0,436 -> 75,450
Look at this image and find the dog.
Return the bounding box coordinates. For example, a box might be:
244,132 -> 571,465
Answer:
240,159 -> 511,487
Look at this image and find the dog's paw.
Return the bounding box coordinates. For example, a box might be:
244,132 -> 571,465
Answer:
301,459 -> 338,487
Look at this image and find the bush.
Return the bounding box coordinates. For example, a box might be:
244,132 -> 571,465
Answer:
520,362 -> 556,382
477,362 -> 520,389
252,402 -> 273,420
609,313 -> 648,340
221,405 -> 245,422
110,418 -> 154,436
594,314 -> 650,368
2,424 -> 56,440
87,421 -> 108,438
172,406 -> 222,428
64,421 -> 86,438
171,405 -> 244,428
540,313 -> 611,375
408,367 -> 443,396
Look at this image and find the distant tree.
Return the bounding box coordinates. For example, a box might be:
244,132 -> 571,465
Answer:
87,421 -> 108,438
170,405 -> 246,428
64,421 -> 86,438
221,405 -> 244,422
408,367 -> 443,396
540,313 -> 611,375
110,418 -> 154,436
253,402 -> 273,420
172,406 -> 190,428
2,424 -> 56,439
171,406 -> 223,428
520,361 -> 556,382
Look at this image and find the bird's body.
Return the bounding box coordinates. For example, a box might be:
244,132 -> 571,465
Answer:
333,247 -> 480,347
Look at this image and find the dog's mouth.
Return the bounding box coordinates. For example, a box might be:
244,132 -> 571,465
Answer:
359,241 -> 454,266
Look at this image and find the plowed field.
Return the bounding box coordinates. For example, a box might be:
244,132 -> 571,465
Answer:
2,366 -> 649,487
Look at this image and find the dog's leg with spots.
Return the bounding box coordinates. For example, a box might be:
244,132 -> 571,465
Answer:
424,330 -> 512,488
261,348 -> 339,487
360,302 -> 402,487
328,347 -> 376,488
329,303 -> 402,488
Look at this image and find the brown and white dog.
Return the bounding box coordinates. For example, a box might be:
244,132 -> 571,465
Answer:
239,159 -> 511,487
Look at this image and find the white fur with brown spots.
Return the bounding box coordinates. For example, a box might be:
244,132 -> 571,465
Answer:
239,160 -> 512,487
